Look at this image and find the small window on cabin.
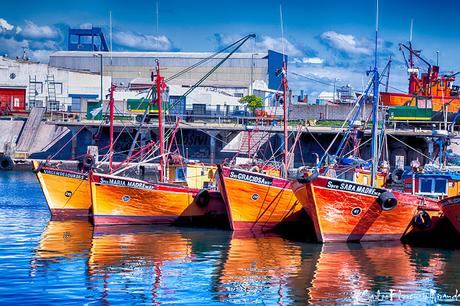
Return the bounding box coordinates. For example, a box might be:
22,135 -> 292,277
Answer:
175,167 -> 187,182
363,176 -> 369,186
434,179 -> 447,194
417,98 -> 426,109
426,99 -> 432,108
420,179 -> 432,193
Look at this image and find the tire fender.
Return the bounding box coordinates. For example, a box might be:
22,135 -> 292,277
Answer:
377,191 -> 398,211
195,189 -> 210,208
0,156 -> 14,171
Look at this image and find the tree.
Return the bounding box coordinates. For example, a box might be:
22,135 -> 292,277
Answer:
239,95 -> 264,112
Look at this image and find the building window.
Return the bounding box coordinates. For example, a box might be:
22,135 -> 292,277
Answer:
51,82 -> 63,95
48,100 -> 60,111
234,93 -> 244,98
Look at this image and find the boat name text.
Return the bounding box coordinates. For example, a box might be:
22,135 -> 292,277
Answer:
326,180 -> 382,196
229,170 -> 273,186
99,177 -> 154,190
42,169 -> 87,180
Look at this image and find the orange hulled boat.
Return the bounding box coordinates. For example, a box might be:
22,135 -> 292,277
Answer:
90,61 -> 227,226
217,165 -> 302,232
32,83 -> 118,218
33,160 -> 91,217
292,15 -> 439,242
292,176 -> 438,242
90,169 -> 225,225
216,60 -> 304,233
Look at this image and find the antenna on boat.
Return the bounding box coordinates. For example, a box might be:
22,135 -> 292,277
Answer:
156,0 -> 160,50
409,18 -> 413,44
109,10 -> 113,64
370,0 -> 380,187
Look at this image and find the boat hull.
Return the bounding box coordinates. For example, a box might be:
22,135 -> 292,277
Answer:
33,161 -> 91,217
90,173 -> 226,226
381,91 -> 460,113
440,196 -> 460,235
217,166 -> 303,232
292,176 -> 425,242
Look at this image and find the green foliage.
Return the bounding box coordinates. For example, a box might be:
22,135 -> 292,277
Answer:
239,95 -> 264,112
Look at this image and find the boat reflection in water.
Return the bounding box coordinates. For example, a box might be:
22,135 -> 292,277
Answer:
32,219 -> 93,265
294,242 -> 447,305
215,233 -> 305,304
31,220 -> 457,305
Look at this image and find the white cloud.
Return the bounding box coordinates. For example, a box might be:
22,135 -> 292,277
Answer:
320,31 -> 371,55
0,18 -> 14,31
215,34 -> 303,56
293,57 -> 324,64
20,21 -> 60,39
113,31 -> 173,51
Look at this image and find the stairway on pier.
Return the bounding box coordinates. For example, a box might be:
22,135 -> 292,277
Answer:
15,107 -> 46,157
222,130 -> 269,156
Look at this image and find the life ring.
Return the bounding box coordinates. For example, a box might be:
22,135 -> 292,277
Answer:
195,189 -> 210,208
377,191 -> 398,211
32,161 -> 45,174
412,210 -> 432,229
0,156 -> 14,171
296,170 -> 318,184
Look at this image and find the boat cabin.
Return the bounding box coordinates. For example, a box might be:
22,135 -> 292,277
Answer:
402,172 -> 460,198
167,163 -> 217,189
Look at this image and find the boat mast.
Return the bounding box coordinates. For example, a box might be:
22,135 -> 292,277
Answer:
282,69 -> 289,174
155,60 -> 165,182
280,4 -> 288,177
371,0 -> 380,187
108,82 -> 115,174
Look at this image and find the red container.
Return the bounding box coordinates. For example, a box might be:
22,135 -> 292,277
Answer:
0,87 -> 26,112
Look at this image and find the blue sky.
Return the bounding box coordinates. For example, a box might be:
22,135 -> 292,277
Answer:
1,0 -> 459,98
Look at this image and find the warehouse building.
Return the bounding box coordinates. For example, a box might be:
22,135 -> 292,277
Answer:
49,50 -> 285,95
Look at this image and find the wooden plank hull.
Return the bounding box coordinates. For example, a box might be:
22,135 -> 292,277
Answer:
440,196 -> 460,235
217,166 -> 303,232
292,176 -> 427,242
90,173 -> 226,226
32,160 -> 91,217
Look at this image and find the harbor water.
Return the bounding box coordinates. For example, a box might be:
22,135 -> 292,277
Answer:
1,170 -> 460,305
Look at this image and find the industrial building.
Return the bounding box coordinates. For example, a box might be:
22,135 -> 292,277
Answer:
49,50 -> 283,91
0,56 -> 111,113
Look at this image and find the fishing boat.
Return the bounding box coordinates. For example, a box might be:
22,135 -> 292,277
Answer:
90,61 -> 227,226
216,58 -> 304,233
32,83 -> 119,218
380,22 -> 460,115
33,160 -> 91,217
292,3 -> 438,243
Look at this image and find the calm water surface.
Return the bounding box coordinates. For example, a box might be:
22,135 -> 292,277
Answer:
1,170 -> 460,305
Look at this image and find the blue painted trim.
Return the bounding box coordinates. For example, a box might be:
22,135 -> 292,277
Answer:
69,94 -> 99,99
